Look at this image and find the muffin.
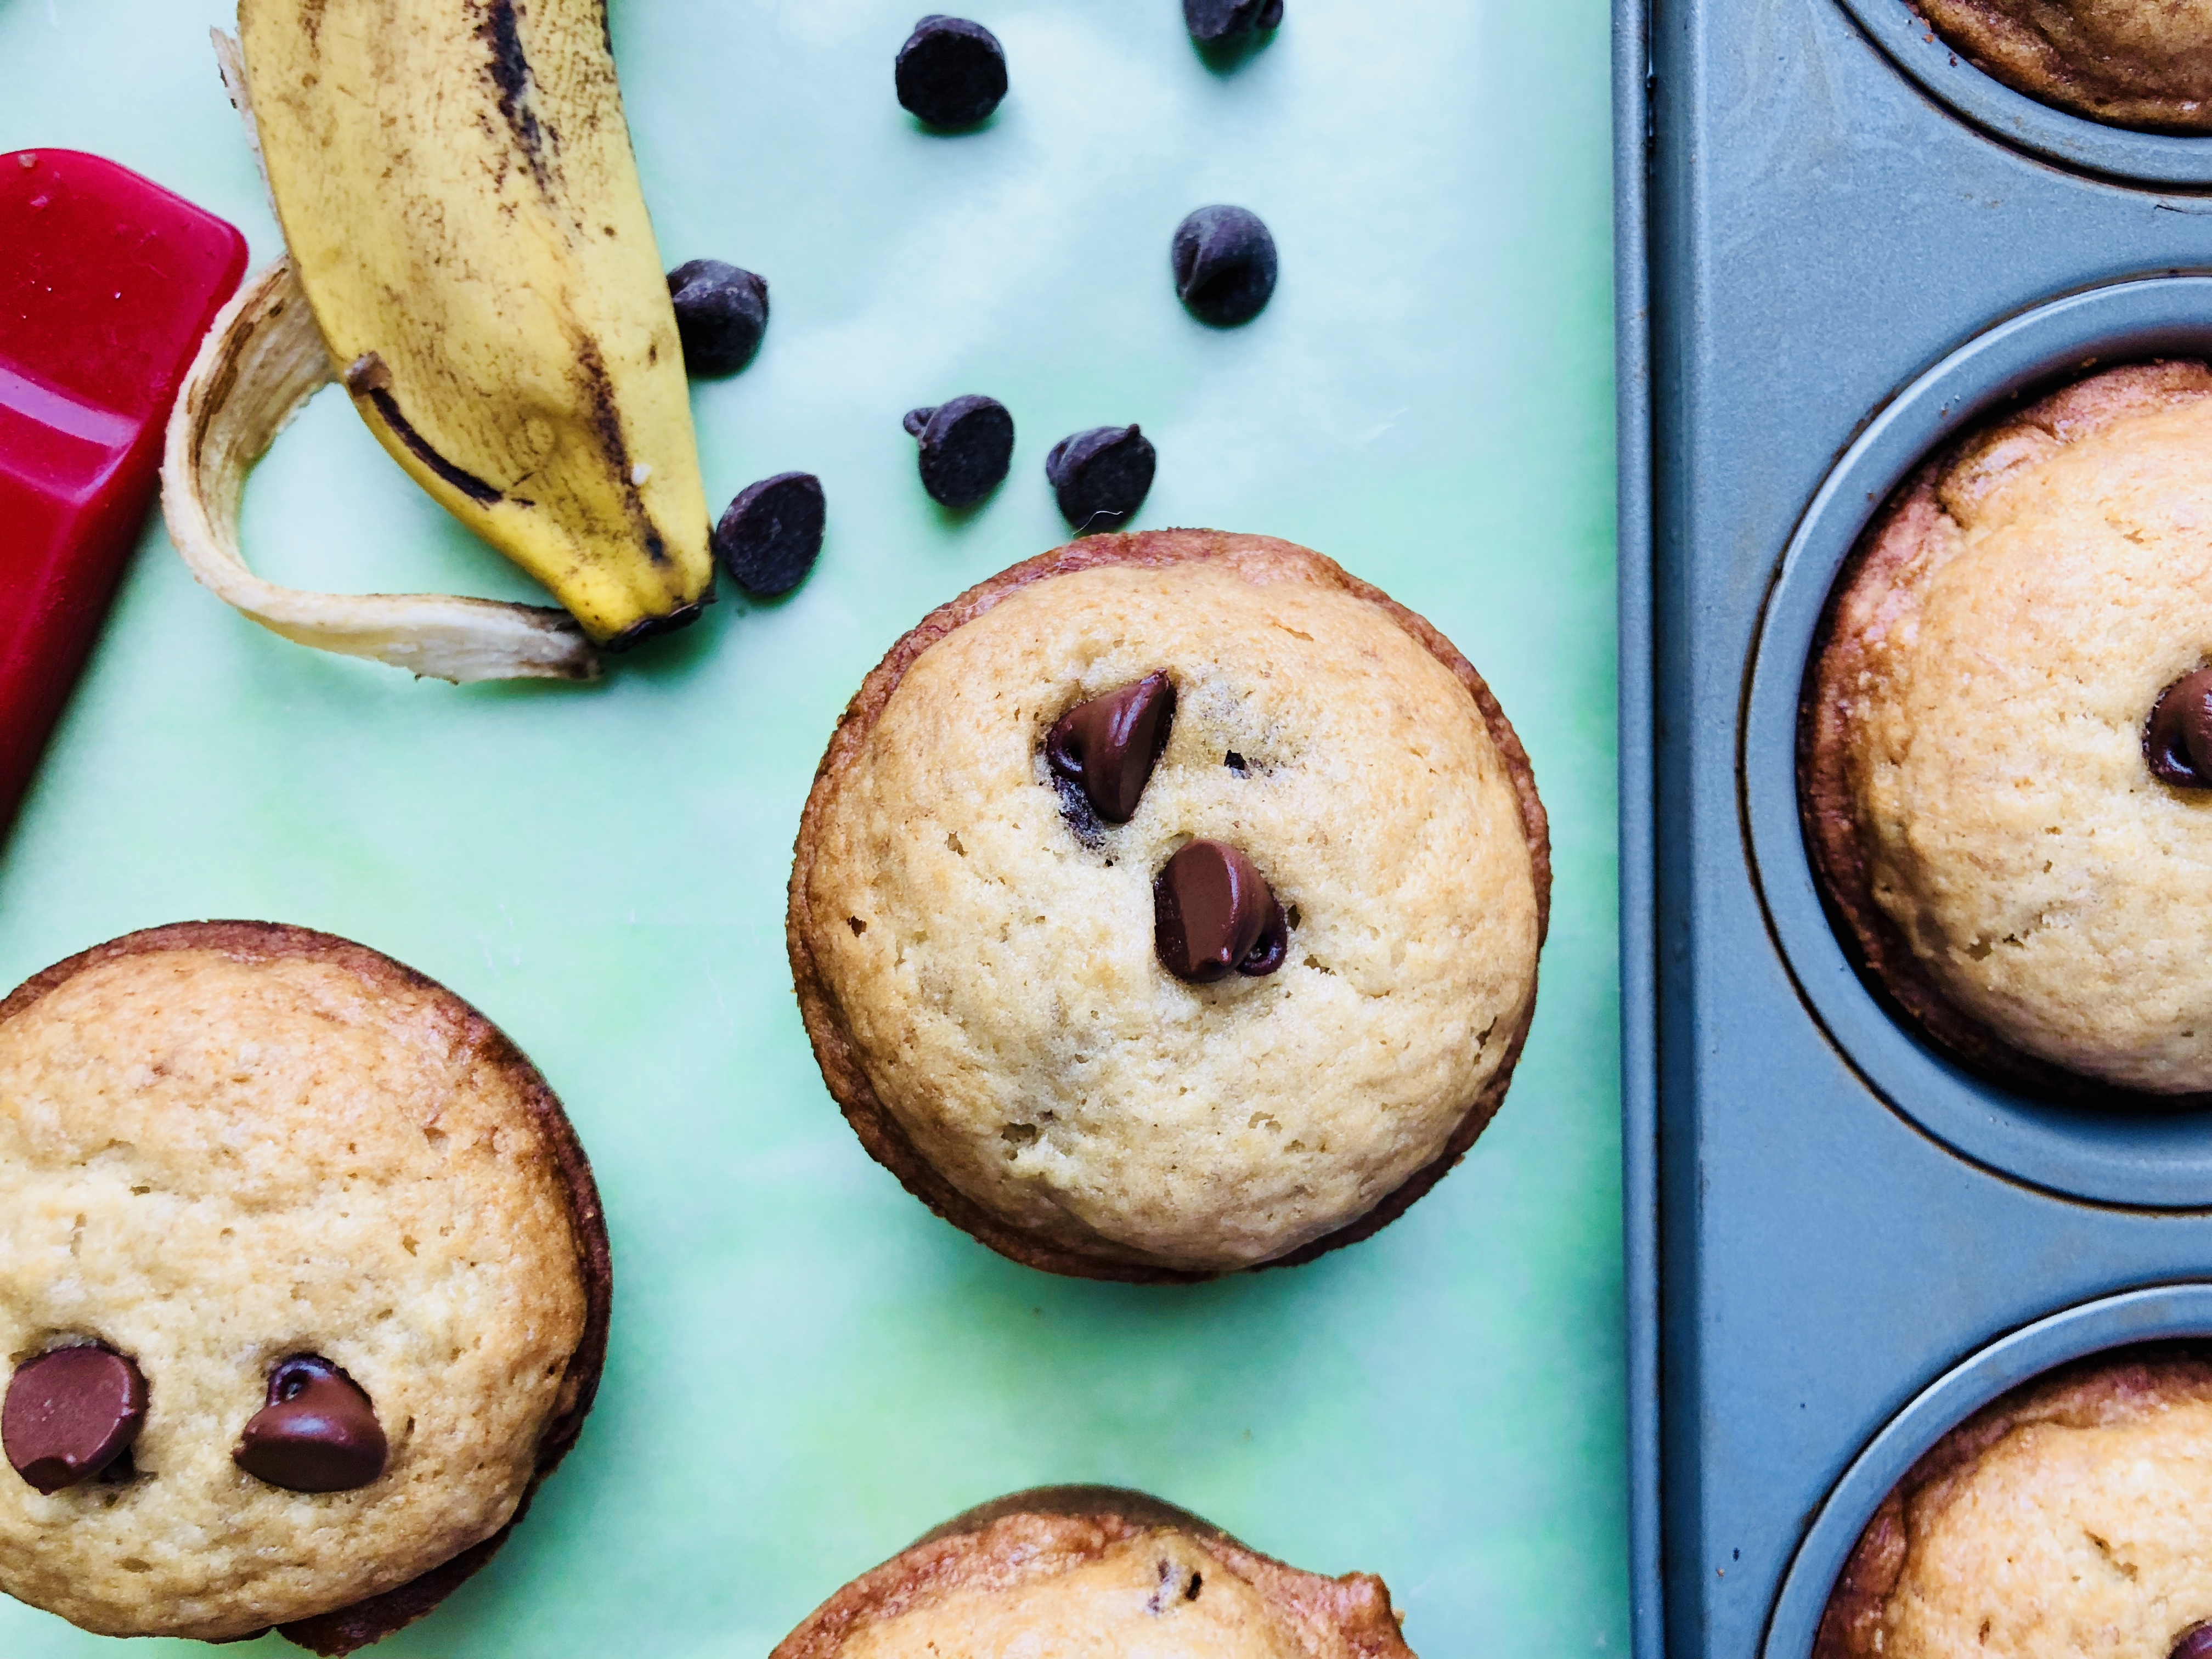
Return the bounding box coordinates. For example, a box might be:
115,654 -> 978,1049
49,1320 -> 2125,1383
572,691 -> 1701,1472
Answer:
1816,1348 -> 2212,1659
1918,0 -> 2212,133
771,1485 -> 1417,1658
788,529 -> 1549,1282
1802,360 -> 2212,1104
0,922 -> 611,1654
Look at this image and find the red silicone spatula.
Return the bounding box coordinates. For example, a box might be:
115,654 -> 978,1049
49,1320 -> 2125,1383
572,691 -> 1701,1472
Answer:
0,148 -> 247,837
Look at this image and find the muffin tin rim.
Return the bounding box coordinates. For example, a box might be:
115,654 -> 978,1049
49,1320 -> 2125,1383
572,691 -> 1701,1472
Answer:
1832,0 -> 2212,188
1759,1280 -> 2212,1659
1742,275 -> 2212,1210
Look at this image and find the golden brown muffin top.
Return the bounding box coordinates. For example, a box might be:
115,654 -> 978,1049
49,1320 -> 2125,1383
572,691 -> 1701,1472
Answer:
789,531 -> 1548,1280
1803,362 -> 2212,1099
1818,1352 -> 2212,1659
1920,0 -> 2212,132
0,923 -> 608,1651
774,1486 -> 1418,1659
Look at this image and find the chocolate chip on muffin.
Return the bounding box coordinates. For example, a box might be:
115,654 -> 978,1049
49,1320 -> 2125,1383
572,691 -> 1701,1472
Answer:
1817,1348 -> 2212,1659
1802,360 -> 2212,1104
1918,0 -> 2212,134
0,922 -> 610,1654
788,530 -> 1549,1282
770,1485 -> 1416,1658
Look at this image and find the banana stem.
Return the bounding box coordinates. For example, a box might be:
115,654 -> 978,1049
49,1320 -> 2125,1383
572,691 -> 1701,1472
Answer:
159,258 -> 602,684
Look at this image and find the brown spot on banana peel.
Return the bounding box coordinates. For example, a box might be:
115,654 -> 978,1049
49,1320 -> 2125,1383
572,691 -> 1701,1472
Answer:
574,338 -> 674,567
477,0 -> 552,189
343,352 -> 504,506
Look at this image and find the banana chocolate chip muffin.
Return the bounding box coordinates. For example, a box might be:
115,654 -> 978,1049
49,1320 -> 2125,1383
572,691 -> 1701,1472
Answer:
1919,0 -> 2212,133
1803,361 -> 2212,1104
772,1485 -> 1417,1658
1817,1348 -> 2212,1659
0,922 -> 610,1654
789,530 -> 1549,1283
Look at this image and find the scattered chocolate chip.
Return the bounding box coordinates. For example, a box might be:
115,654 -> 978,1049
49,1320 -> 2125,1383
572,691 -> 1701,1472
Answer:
3,1347 -> 148,1494
667,260 -> 770,376
2147,667 -> 2212,787
1154,839 -> 1289,983
1046,425 -> 1156,531
904,394 -> 1015,508
1224,751 -> 1247,773
714,471 -> 826,597
1184,0 -> 1283,43
896,15 -> 1008,128
1047,673 -> 1176,822
234,1356 -> 387,1493
1172,206 -> 1278,327
2172,1624 -> 2212,1659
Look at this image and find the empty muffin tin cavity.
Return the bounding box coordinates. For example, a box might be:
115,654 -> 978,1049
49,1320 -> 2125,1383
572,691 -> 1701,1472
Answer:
1745,279 -> 2212,1209
1763,1283 -> 2212,1659
1831,0 -> 2212,187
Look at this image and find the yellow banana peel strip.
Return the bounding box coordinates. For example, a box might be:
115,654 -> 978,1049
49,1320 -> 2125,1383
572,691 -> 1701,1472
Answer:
159,258 -> 602,684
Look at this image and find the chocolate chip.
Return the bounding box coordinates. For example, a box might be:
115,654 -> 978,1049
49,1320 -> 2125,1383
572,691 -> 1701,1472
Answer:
1224,751 -> 1247,773
1172,206 -> 1277,327
1045,425 -> 1156,531
234,1356 -> 387,1493
896,16 -> 1008,129
714,471 -> 825,597
667,260 -> 770,376
1154,839 -> 1289,983
2148,667 -> 2212,787
3,1347 -> 148,1494
2171,1624 -> 2212,1659
1184,0 -> 1283,44
1047,673 -> 1176,822
904,394 -> 1015,508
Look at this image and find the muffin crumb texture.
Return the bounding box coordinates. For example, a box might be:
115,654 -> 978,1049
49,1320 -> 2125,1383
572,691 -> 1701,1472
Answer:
1807,361 -> 2212,1095
0,933 -> 588,1640
799,541 -> 1542,1274
1921,0 -> 2212,132
1818,1355 -> 2212,1659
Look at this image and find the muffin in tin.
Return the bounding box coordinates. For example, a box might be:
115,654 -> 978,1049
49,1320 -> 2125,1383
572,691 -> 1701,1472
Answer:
1802,360 -> 2212,1104
771,1484 -> 1417,1657
1817,1347 -> 2212,1659
0,922 -> 610,1654
1919,0 -> 2212,134
789,529 -> 1549,1282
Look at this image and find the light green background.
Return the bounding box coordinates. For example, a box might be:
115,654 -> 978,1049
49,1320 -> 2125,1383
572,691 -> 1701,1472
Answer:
0,0 -> 1620,1651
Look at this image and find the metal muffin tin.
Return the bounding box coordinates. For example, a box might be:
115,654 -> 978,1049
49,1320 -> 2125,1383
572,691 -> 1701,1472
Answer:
1619,1 -> 2212,1655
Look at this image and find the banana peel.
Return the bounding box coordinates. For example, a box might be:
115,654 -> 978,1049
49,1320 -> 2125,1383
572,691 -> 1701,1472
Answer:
164,257 -> 600,682
162,3 -> 716,682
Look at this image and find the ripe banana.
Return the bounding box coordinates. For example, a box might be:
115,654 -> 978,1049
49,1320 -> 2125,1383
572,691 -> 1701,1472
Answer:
232,0 -> 712,650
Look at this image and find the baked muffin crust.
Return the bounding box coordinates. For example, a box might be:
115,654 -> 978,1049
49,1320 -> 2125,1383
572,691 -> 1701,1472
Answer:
1918,0 -> 2212,132
789,531 -> 1549,1281
1818,1351 -> 2212,1659
1803,362 -> 2212,1101
0,923 -> 610,1653
772,1485 -> 1416,1659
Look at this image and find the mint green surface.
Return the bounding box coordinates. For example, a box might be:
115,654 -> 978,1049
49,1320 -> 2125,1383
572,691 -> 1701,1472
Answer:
0,1 -> 1619,1651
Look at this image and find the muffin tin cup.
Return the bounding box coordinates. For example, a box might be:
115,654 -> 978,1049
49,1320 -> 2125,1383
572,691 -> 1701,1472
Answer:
1624,0 -> 2212,1654
1743,279 -> 2212,1211
1762,1283 -> 2212,1659
1833,0 -> 2212,188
